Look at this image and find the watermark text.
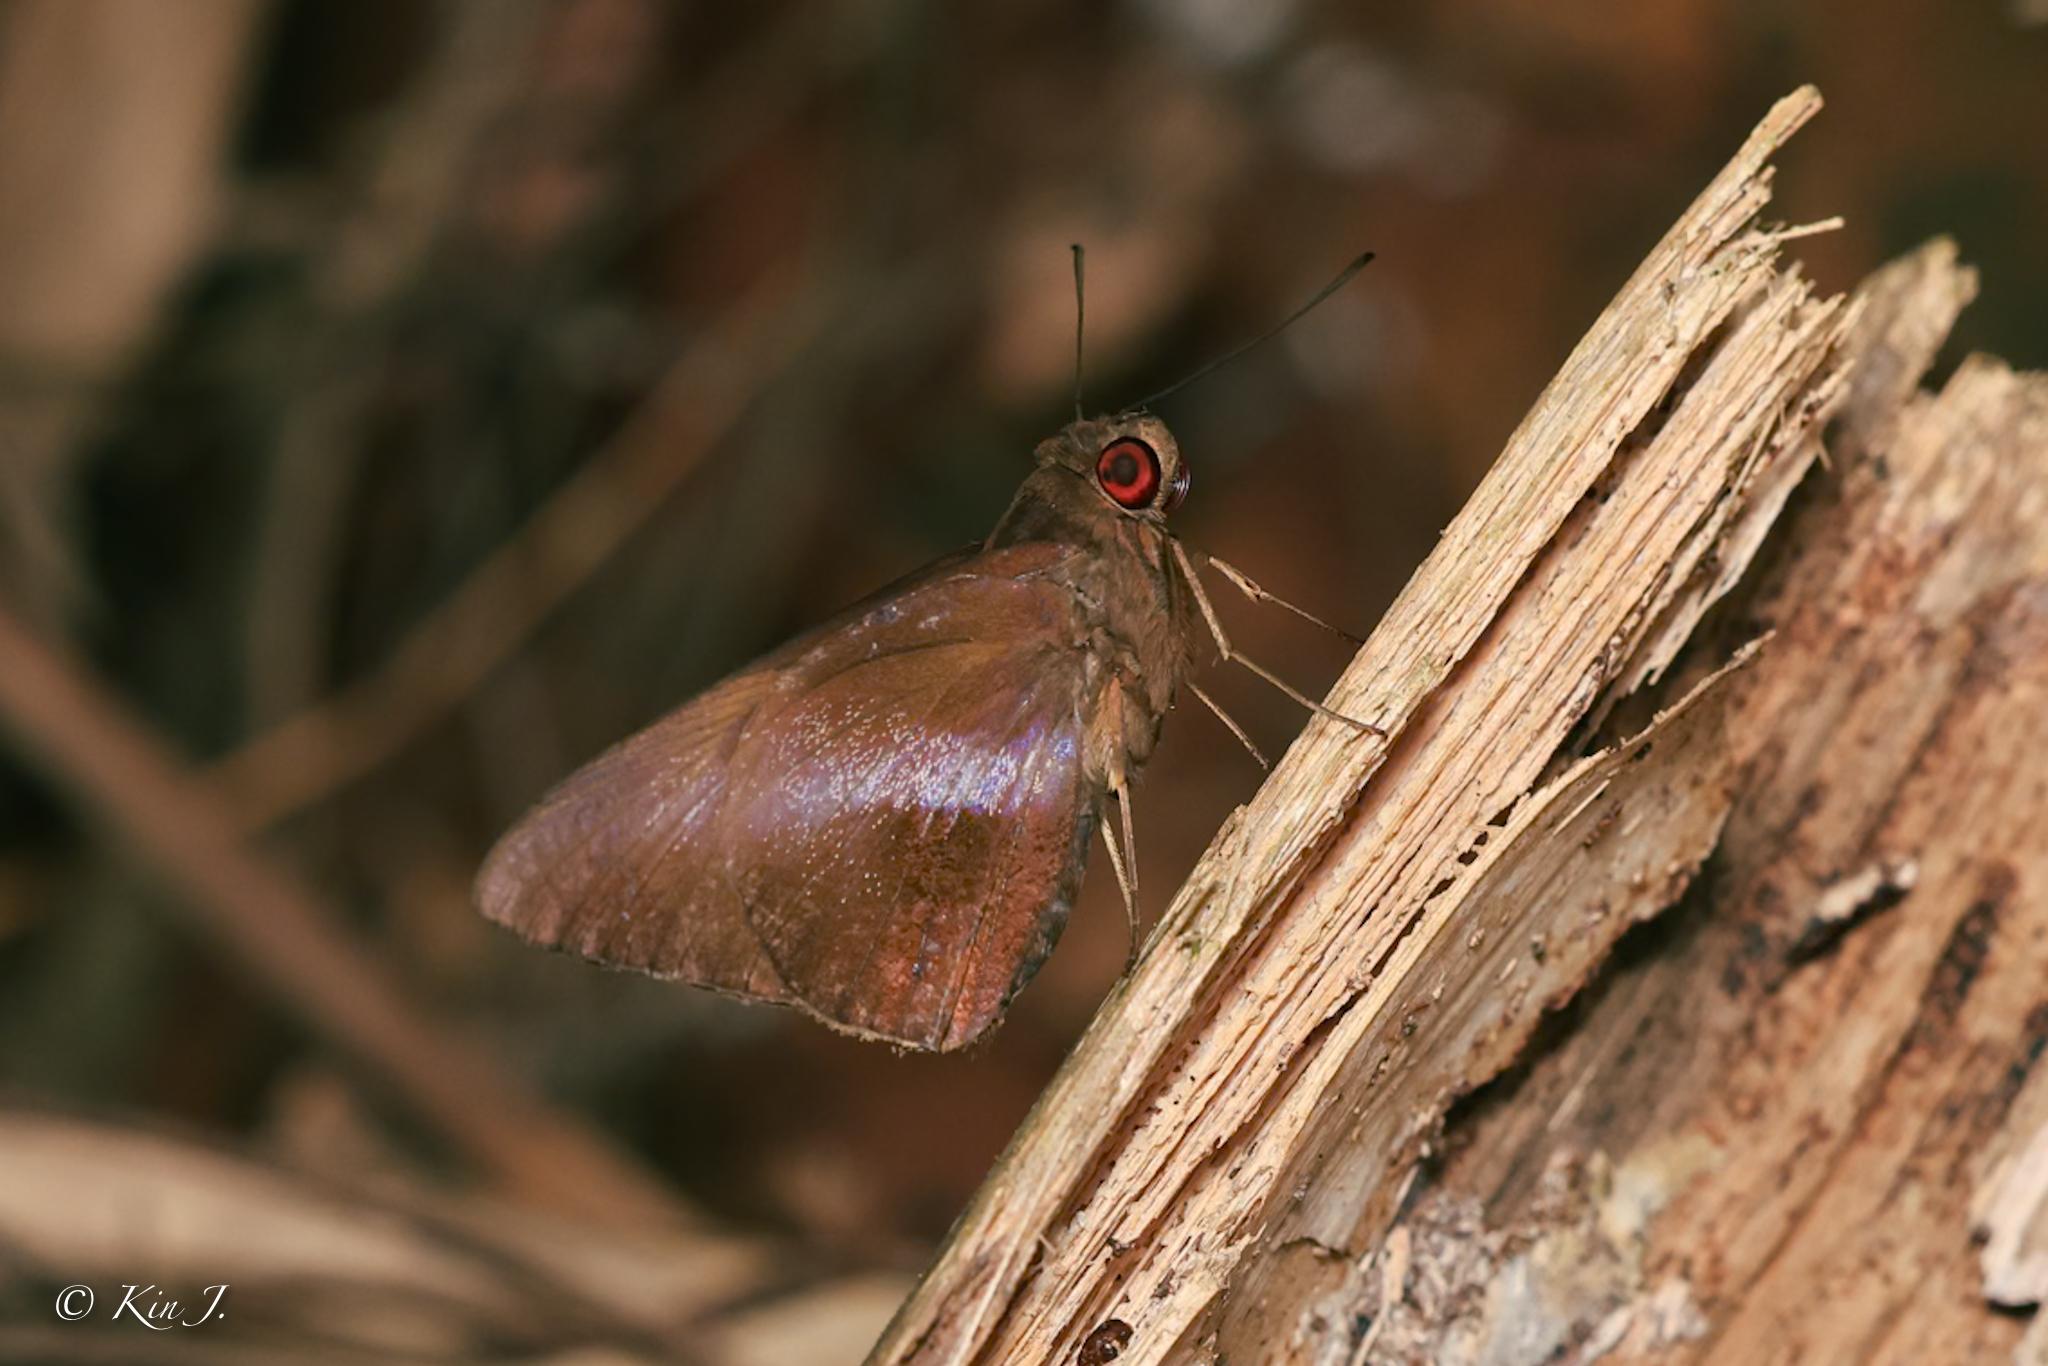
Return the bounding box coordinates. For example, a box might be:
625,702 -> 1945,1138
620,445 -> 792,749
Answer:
53,1283 -> 228,1329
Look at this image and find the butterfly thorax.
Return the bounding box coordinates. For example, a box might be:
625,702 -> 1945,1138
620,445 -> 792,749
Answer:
985,461 -> 1190,784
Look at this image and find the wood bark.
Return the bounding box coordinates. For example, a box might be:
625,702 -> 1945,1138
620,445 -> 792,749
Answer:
871,86 -> 2048,1365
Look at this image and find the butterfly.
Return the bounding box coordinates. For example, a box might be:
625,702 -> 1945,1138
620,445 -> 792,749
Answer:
476,254 -> 1376,1051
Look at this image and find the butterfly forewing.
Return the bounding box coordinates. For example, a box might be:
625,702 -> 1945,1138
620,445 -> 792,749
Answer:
476,543 -> 1102,1051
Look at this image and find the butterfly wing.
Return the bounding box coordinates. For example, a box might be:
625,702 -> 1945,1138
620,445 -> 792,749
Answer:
476,663 -> 797,1005
476,542 -> 1102,1051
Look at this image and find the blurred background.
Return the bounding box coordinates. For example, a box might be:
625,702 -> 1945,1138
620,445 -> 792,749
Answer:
0,0 -> 2042,1357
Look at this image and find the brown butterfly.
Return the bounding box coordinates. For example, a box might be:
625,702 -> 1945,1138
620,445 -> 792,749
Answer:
476,253 -> 1376,1051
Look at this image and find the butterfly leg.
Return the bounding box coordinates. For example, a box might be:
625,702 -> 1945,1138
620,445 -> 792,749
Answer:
1170,540 -> 1385,738
1195,548 -> 1363,645
1100,772 -> 1142,973
1187,679 -> 1270,770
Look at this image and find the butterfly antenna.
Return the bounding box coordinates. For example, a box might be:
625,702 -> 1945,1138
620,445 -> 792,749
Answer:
1071,242 -> 1086,421
1132,250 -> 1375,410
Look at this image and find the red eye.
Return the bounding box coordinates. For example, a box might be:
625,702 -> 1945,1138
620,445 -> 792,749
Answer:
1096,437 -> 1162,510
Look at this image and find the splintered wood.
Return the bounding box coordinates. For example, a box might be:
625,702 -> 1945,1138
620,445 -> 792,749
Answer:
875,85 -> 2048,1364
1388,252 -> 2047,1364
1374,246 -> 2048,1364
867,85 -> 2039,1366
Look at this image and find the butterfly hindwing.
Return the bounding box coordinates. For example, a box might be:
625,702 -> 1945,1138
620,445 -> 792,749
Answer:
474,665 -> 796,1003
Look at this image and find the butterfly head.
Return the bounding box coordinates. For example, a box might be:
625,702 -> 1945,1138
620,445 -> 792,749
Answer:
1038,414 -> 1190,521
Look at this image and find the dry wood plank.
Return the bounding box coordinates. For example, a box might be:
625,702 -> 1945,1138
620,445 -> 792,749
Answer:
870,86 -> 1867,1366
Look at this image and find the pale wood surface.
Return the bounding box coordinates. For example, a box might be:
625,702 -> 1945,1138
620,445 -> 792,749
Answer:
871,85 -> 2048,1365
1390,249 -> 2045,1365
